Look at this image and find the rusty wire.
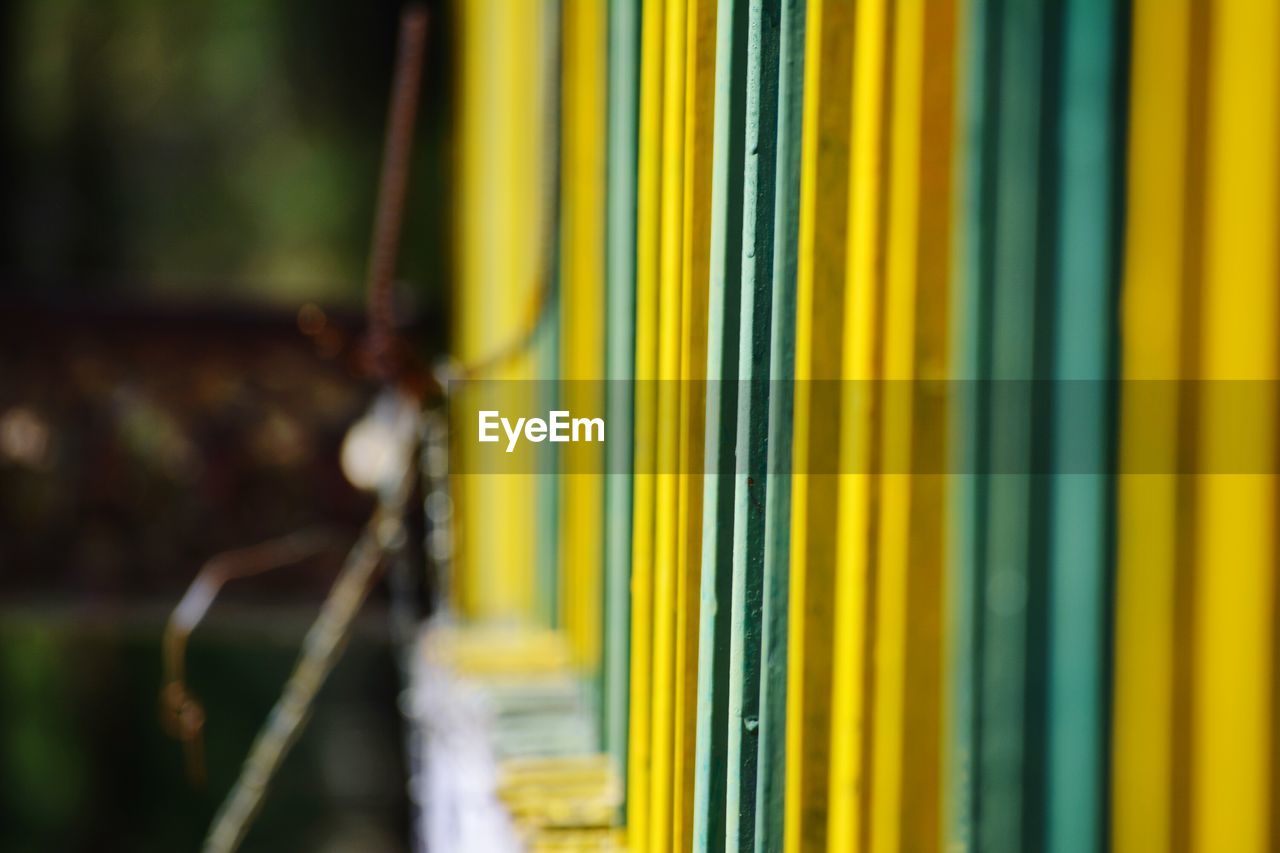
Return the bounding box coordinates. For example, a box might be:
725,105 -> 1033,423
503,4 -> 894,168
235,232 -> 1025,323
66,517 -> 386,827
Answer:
366,5 -> 429,381
161,2 -> 565,847
202,472 -> 412,853
159,528 -> 335,785
161,7 -> 432,847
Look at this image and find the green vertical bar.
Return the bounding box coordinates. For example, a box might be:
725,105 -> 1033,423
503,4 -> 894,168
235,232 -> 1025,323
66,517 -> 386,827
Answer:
538,0 -> 565,632
724,1 -> 781,850
692,0 -> 748,848
753,0 -> 803,849
955,3 -> 1126,852
1045,0 -> 1124,851
979,0 -> 1051,845
949,0 -> 1003,848
604,0 -> 641,798
540,271 -> 562,628
969,0 -> 1072,849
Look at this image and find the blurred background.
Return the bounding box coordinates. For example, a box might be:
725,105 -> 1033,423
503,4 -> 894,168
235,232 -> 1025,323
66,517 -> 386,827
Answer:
0,1 -> 449,849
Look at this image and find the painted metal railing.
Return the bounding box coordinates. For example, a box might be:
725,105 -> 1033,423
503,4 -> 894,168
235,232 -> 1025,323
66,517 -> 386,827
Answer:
450,1 -> 1280,851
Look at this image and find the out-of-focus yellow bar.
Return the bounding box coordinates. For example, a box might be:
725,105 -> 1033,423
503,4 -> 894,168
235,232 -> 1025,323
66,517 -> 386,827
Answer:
785,1 -> 855,850
1193,1 -> 1279,851
1112,1 -> 1195,850
627,0 -> 666,848
670,0 -> 716,849
453,0 -> 546,621
647,0 -> 686,844
827,0 -> 887,848
864,1 -> 955,851
560,0 -> 607,672
894,0 -> 955,847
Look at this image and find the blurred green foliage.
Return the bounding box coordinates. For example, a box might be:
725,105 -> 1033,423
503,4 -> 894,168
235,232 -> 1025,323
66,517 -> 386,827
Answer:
0,614 -> 409,852
1,0 -> 450,308
0,3 -> 444,848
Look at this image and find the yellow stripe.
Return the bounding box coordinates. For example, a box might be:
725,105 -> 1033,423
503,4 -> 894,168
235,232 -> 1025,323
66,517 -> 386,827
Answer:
900,4 -> 956,850
671,0 -> 717,848
453,0 -> 543,621
648,0 -> 687,846
1194,0 -> 1279,850
829,8 -> 955,852
627,0 -> 666,846
866,0 -> 955,850
1112,1 -> 1193,850
786,1 -> 856,850
560,0 -> 607,671
828,0 -> 889,848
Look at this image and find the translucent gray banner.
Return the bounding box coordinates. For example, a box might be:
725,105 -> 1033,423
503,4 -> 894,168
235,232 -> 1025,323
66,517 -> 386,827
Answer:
444,380 -> 1279,475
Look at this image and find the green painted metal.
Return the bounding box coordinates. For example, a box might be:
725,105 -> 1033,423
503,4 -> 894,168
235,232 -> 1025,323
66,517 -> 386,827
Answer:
604,0 -> 641,800
952,1 -> 1127,850
949,1 -> 1130,849
692,0 -> 748,847
537,0 -> 565,632
950,0 -> 1057,849
948,0 -> 997,847
977,0 -> 1056,847
539,252 -> 562,629
753,0 -> 803,849
1045,1 -> 1124,851
724,1 -> 782,850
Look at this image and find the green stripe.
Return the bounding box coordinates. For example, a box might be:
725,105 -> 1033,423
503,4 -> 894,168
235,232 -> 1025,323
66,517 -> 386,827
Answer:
604,0 -> 641,803
978,0 -> 1054,846
1045,0 -> 1124,850
949,0 -> 999,845
539,256 -> 562,628
536,0 -> 566,632
692,0 -> 748,847
753,0 -> 804,848
724,1 -> 782,849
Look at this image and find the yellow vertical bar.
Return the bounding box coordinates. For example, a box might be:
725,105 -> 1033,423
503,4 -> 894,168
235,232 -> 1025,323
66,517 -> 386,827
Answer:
785,1 -> 856,850
560,0 -> 607,671
871,2 -> 922,841
866,1 -> 956,850
649,0 -> 687,847
454,0 -> 490,618
1194,0 -> 1279,850
827,0 -> 888,848
628,0 -> 666,847
1111,1 -> 1192,850
672,0 -> 717,849
865,0 -> 955,849
896,0 -> 955,848
453,0 -> 543,621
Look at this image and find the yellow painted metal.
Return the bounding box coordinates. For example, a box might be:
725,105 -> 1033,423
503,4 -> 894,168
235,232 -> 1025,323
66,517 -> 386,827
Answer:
863,1 -> 956,851
869,6 -> 911,835
627,0 -> 666,847
560,0 -> 608,672
1193,1 -> 1280,850
647,0 -> 687,844
453,0 -> 547,621
784,1 -> 856,850
529,827 -> 628,852
671,0 -> 717,849
500,754 -> 623,832
427,624 -> 577,676
895,3 -> 955,843
827,0 -> 888,848
827,8 -> 956,853
1111,1 -> 1195,850
425,623 -> 625,841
